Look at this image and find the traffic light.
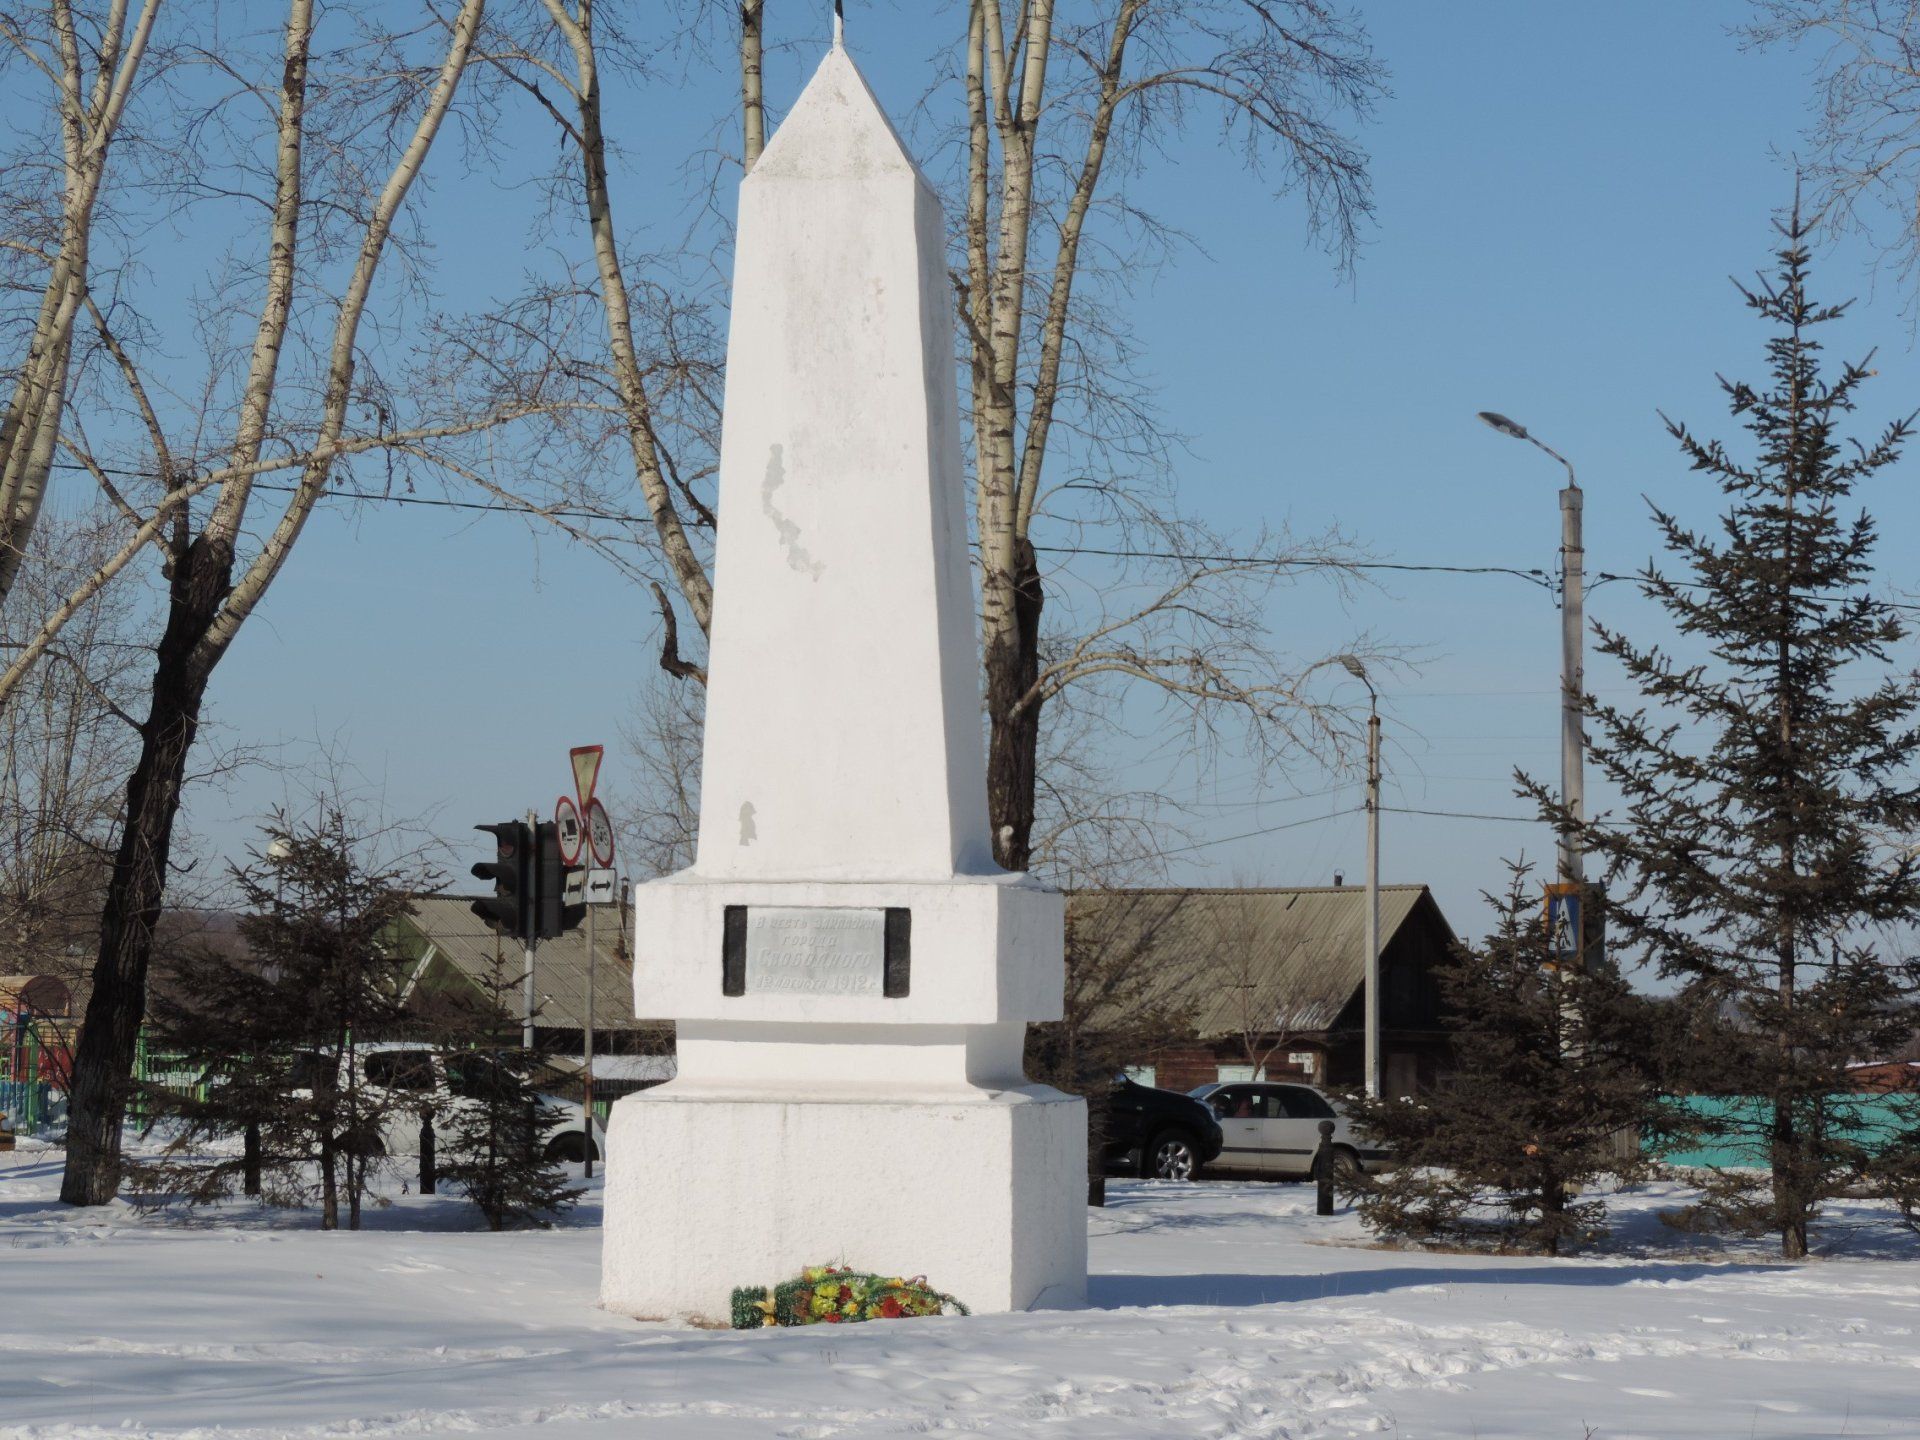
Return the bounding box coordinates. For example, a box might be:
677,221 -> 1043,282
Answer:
535,819 -> 587,939
470,821 -> 532,940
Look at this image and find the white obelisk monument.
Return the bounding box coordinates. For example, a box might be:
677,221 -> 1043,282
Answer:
600,33 -> 1086,1322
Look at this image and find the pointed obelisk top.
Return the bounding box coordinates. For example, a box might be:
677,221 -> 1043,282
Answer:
750,15 -> 926,187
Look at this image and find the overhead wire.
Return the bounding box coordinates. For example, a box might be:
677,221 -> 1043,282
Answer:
1153,806 -> 1359,858
48,458 -> 1920,612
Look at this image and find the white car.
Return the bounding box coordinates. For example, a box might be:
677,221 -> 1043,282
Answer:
1188,1081 -> 1389,1179
291,1043 -> 606,1164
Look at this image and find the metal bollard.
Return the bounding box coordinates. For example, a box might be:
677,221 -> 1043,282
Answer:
419,1113 -> 436,1195
243,1121 -> 261,1196
1311,1119 -> 1336,1216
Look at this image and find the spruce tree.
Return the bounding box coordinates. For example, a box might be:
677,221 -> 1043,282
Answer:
1343,865 -> 1663,1255
1549,203 -> 1920,1258
434,943 -> 581,1230
140,807 -> 427,1229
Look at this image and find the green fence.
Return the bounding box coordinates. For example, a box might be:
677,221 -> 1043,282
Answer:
1652,1093 -> 1920,1170
129,1032 -> 211,1128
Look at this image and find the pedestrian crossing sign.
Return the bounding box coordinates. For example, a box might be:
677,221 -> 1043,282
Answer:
1544,883 -> 1582,965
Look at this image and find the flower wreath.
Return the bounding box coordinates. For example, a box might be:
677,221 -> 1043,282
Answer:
730,1265 -> 969,1329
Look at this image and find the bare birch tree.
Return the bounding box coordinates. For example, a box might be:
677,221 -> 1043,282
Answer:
8,0 -> 511,1206
0,507 -> 145,998
1219,933 -> 1322,1080
0,0 -> 162,610
1746,1 -> 1920,308
474,0 -> 719,673
957,0 -> 1385,870
616,675 -> 705,879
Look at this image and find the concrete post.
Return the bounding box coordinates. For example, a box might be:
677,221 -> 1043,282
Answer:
1560,483 -> 1585,899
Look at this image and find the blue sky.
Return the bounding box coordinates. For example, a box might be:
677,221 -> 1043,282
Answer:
78,1 -> 1920,939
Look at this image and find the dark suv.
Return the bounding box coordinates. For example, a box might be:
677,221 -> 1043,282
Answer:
1103,1077 -> 1225,1180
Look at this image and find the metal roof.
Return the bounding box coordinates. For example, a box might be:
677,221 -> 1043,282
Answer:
395,895 -> 651,1033
1066,885 -> 1442,1039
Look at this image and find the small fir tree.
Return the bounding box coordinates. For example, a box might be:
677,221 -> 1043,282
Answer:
434,941 -> 581,1230
1537,202 -> 1920,1258
1343,865 -> 1664,1255
139,806 -> 429,1229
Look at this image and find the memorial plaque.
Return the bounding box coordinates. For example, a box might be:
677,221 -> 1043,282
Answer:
744,906 -> 887,996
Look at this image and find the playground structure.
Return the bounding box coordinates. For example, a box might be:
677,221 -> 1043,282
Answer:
2,974 -> 74,1136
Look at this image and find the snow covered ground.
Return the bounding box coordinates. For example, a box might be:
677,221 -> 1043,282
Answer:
6,1141 -> 1920,1439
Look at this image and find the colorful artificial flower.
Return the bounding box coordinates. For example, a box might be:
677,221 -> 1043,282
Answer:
729,1266 -> 969,1329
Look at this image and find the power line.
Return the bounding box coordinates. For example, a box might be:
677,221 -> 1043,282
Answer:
1183,780 -> 1358,811
1380,805 -> 1539,824
55,460 -> 1920,611
1033,544 -> 1553,590
46,464 -> 1557,588
1594,569 -> 1920,616
1156,806 -> 1358,858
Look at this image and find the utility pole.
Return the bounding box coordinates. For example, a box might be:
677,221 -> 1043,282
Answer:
1559,481 -> 1585,891
1339,654 -> 1382,1098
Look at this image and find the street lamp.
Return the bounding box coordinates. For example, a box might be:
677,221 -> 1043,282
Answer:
1337,654 -> 1382,1099
1477,411 -> 1584,891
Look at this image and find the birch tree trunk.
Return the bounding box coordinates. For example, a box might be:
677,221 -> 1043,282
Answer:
537,0 -> 714,644
740,0 -> 765,172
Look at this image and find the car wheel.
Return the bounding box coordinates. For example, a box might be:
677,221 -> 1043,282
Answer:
545,1131 -> 597,1164
1146,1130 -> 1200,1182
1332,1145 -> 1363,1181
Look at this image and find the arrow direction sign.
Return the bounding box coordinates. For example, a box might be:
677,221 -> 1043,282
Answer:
563,868 -> 588,905
586,868 -> 617,904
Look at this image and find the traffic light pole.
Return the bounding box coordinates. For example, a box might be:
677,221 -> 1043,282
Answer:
524,806 -> 538,1052
584,893 -> 597,1179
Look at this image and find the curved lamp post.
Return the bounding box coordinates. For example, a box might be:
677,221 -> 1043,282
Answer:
1337,654 -> 1382,1098
1477,411 -> 1584,891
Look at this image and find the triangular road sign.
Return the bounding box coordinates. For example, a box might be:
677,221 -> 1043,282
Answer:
570,744 -> 604,808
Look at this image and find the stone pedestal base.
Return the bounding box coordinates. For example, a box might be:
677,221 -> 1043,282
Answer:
600,1087 -> 1087,1323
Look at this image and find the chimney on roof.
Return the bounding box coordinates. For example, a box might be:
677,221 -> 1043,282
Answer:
1333,872 -> 1344,887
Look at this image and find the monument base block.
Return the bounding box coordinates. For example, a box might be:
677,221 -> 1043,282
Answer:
600,1087 -> 1088,1323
